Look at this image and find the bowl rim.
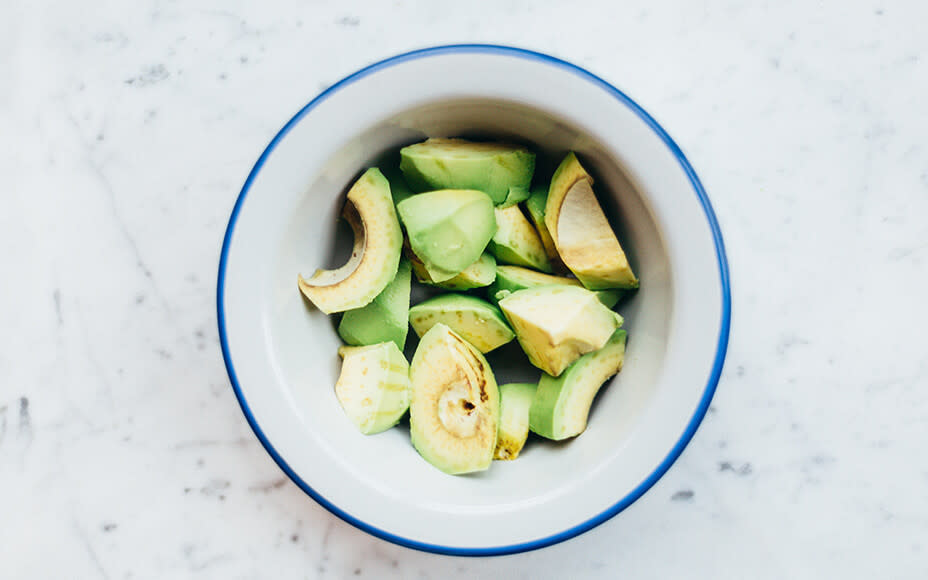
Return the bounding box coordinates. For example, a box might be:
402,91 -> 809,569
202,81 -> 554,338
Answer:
216,44 -> 731,556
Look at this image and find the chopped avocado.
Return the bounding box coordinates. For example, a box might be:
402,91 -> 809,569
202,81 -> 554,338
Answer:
487,205 -> 552,273
396,189 -> 497,282
299,168 -> 403,313
411,252 -> 497,290
338,258 -> 411,351
546,153 -> 638,289
488,265 -> 624,307
494,382 -> 536,460
335,342 -> 411,435
498,186 -> 531,208
529,329 -> 626,440
400,138 -> 535,205
409,294 -> 514,353
381,164 -> 415,206
523,183 -> 564,270
498,285 -> 622,377
409,323 -> 500,474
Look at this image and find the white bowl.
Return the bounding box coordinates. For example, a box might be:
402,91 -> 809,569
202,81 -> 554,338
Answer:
218,45 -> 730,555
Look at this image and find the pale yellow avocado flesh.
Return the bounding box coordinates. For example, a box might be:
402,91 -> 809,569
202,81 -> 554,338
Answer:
546,153 -> 638,290
335,342 -> 410,435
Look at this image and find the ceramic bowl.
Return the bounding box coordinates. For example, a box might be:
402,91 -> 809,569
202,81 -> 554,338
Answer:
218,45 -> 730,555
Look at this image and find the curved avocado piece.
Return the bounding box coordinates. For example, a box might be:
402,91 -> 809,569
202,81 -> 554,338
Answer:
494,382 -> 536,460
335,342 -> 410,435
487,205 -> 552,273
409,323 -> 500,475
338,258 -> 411,351
488,265 -> 624,307
498,285 -> 622,377
396,189 -> 497,282
409,294 -> 514,353
523,183 -> 565,271
399,138 -> 535,205
411,252 -> 497,290
529,329 -> 626,440
298,168 -> 403,313
546,153 -> 638,289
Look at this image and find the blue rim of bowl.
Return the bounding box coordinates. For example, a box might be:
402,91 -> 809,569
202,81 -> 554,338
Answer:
217,44 -> 731,557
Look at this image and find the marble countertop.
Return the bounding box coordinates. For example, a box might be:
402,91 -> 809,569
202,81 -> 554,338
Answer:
3,0 -> 926,577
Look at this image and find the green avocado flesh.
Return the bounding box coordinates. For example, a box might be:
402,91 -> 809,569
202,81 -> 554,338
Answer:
487,205 -> 552,273
399,138 -> 535,205
488,265 -> 623,307
409,323 -> 500,474
396,189 -> 497,282
498,285 -> 622,377
411,252 -> 497,290
523,183 -> 563,269
494,382 -> 536,460
298,168 -> 403,313
335,342 -> 411,435
338,258 -> 411,351
408,294 -> 514,353
529,329 -> 626,440
381,164 -> 415,206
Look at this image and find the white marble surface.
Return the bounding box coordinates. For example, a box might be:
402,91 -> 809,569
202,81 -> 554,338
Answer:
2,0 -> 927,577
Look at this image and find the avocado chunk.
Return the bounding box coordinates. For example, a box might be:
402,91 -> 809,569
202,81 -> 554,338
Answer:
338,258 -> 411,351
498,285 -> 622,377
529,329 -> 626,440
546,153 -> 638,289
396,189 -> 497,282
494,382 -> 536,460
381,165 -> 415,206
335,342 -> 411,435
409,294 -> 514,353
487,205 -> 552,273
488,265 -> 623,308
299,168 -> 403,313
409,323 -> 500,474
400,138 -> 535,205
410,252 -> 497,290
523,183 -> 565,271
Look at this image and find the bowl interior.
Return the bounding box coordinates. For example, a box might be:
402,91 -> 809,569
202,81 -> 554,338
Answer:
269,98 -> 672,506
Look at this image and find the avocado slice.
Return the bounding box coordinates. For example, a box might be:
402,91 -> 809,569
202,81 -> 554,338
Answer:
487,205 -> 552,273
529,329 -> 626,440
396,189 -> 497,282
399,138 -> 535,205
338,258 -> 411,351
409,323 -> 500,474
523,183 -> 565,271
546,153 -> 638,289
494,382 -> 536,460
335,342 -> 411,435
298,168 -> 403,313
410,251 -> 497,290
409,294 -> 514,353
488,265 -> 623,308
381,164 -> 415,206
498,285 -> 622,377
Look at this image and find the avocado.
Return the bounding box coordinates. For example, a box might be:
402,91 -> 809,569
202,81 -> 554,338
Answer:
338,258 -> 411,351
488,265 -> 624,308
409,294 -> 514,354
381,164 -> 415,206
546,153 -> 638,289
410,252 -> 497,290
498,285 -> 622,377
299,168 -> 404,313
523,183 -> 565,270
494,382 -> 536,460
399,138 -> 535,205
409,323 -> 500,474
335,341 -> 411,435
487,205 -> 552,273
396,189 -> 497,282
529,329 -> 626,440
